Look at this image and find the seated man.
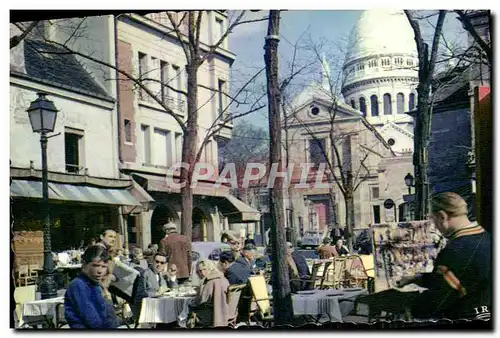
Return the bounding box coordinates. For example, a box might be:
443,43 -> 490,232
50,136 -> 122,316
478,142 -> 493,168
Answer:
396,193 -> 491,320
64,245 -> 120,329
225,244 -> 255,285
143,253 -> 170,296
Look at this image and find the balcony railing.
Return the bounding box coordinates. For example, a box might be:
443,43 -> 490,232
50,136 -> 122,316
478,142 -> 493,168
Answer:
65,164 -> 86,175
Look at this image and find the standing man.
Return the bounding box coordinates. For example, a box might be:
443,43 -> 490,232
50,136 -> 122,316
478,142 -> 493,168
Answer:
97,229 -> 117,251
317,238 -> 338,259
160,223 -> 192,285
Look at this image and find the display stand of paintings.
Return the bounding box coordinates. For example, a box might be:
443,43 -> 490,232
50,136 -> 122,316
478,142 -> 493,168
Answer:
371,221 -> 446,292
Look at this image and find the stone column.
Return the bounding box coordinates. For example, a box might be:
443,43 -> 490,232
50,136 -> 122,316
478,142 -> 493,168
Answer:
139,209 -> 153,249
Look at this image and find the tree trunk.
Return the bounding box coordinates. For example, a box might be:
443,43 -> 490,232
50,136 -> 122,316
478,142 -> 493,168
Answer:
344,190 -> 355,251
414,83 -> 430,220
180,62 -> 199,241
264,10 -> 293,326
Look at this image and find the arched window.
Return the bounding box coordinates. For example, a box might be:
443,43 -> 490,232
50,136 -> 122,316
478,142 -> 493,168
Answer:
370,95 -> 379,117
350,99 -> 356,109
359,97 -> 367,116
383,94 -> 392,115
409,93 -> 416,110
396,93 -> 405,114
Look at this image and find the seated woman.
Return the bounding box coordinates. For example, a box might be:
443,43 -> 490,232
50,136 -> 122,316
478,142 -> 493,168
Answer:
188,260 -> 230,328
64,245 -> 120,329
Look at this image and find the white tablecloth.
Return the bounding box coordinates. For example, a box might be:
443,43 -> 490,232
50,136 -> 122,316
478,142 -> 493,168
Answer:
292,288 -> 368,322
139,296 -> 195,324
23,297 -> 64,318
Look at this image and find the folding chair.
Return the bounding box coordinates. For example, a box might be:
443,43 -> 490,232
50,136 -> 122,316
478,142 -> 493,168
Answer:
331,257 -> 347,289
14,285 -> 47,328
248,276 -> 274,327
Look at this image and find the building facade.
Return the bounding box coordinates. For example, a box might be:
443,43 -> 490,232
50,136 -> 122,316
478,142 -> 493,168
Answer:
10,21 -> 150,263
10,12 -> 260,254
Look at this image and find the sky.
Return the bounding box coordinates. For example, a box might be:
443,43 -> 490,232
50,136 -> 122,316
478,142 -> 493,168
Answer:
227,10 -> 468,130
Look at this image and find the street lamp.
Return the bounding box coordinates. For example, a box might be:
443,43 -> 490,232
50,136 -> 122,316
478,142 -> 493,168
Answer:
404,173 -> 415,195
27,92 -> 59,300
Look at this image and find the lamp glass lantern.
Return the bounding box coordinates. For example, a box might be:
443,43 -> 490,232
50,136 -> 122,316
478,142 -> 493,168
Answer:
26,93 -> 58,133
404,173 -> 414,188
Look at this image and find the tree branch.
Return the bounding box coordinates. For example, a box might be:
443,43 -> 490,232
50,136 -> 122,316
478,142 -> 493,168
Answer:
167,11 -> 190,61
26,39 -> 188,133
455,10 -> 491,64
11,21 -> 39,49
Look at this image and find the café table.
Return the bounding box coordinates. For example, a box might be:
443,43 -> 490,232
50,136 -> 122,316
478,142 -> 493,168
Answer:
139,293 -> 197,326
22,290 -> 66,328
291,288 -> 368,323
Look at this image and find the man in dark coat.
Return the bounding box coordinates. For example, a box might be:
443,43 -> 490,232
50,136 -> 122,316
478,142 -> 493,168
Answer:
225,244 -> 255,285
397,192 -> 491,320
160,223 -> 192,284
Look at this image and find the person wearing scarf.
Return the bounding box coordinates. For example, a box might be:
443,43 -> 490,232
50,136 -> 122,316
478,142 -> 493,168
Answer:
396,192 -> 491,321
188,260 -> 230,328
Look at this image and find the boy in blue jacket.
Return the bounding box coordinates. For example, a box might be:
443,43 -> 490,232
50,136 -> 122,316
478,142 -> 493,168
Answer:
64,245 -> 120,329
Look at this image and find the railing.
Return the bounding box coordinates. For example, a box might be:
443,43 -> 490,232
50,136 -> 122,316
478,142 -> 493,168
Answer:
65,164 -> 86,175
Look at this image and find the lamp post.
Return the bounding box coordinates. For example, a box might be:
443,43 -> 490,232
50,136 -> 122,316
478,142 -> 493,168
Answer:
404,173 -> 415,195
26,92 -> 59,299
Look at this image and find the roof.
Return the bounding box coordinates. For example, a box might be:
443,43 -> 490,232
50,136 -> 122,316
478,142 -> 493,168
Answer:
19,39 -> 112,100
347,9 -> 417,63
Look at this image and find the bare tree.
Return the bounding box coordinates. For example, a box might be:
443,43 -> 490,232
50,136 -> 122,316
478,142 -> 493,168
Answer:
404,10 -> 447,220
12,11 -> 268,240
283,38 -> 395,250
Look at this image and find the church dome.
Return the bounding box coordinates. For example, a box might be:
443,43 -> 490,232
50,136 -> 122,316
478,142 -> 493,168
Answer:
347,9 -> 417,62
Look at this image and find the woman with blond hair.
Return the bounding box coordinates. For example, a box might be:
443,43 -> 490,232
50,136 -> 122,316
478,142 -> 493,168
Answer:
187,260 -> 230,328
396,192 -> 491,320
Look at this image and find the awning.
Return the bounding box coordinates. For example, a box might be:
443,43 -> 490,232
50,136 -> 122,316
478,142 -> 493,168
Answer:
132,173 -> 230,197
211,195 -> 261,223
10,180 -> 141,207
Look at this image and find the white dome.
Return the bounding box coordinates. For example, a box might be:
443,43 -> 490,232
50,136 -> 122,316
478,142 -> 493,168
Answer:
347,9 -> 417,62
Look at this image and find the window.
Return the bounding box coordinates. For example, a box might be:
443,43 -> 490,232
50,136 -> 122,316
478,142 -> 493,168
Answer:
215,17 -> 224,44
373,205 -> 381,224
205,140 -> 212,164
371,186 -> 380,200
160,60 -> 169,103
153,128 -> 173,167
309,139 -> 327,167
370,95 -> 379,117
175,133 -> 183,163
383,94 -> 392,115
394,57 -> 403,66
387,138 -> 396,146
172,65 -> 183,110
406,58 -> 414,66
141,125 -> 151,164
359,97 -> 367,116
409,93 -> 416,110
218,79 -> 226,117
65,128 -> 84,174
127,216 -> 137,244
311,106 -> 320,116
368,59 -> 378,68
138,52 -> 148,100
381,58 -> 390,67
396,93 -> 405,114
357,63 -> 365,71
124,119 -> 132,143
350,99 -> 356,109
